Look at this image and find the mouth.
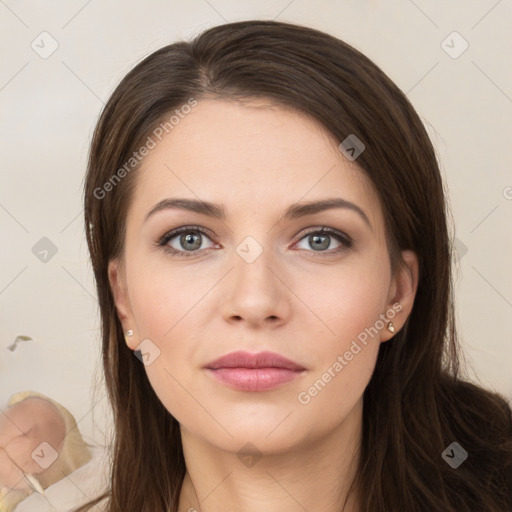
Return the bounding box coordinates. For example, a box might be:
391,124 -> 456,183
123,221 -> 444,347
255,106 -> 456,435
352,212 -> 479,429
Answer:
204,350 -> 306,392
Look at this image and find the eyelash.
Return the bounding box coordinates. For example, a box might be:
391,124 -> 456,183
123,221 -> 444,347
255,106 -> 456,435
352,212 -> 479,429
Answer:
156,225 -> 354,258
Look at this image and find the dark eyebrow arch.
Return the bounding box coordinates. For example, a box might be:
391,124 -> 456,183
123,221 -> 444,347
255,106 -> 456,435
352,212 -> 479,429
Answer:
144,197 -> 372,230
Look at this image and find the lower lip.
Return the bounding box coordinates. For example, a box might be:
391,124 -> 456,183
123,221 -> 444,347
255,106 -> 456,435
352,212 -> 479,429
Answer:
205,368 -> 304,391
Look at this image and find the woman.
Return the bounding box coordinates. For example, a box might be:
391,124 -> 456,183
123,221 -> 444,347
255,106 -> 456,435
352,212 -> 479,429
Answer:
76,19 -> 512,512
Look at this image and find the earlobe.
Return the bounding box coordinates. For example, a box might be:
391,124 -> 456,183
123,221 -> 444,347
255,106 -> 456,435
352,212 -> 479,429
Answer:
108,259 -> 138,350
381,250 -> 419,342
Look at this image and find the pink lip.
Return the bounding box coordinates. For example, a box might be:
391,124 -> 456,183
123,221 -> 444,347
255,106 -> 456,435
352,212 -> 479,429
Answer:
205,350 -> 305,371
204,350 -> 306,392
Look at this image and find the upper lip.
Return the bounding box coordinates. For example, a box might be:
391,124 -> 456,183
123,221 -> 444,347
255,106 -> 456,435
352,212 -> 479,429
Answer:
204,350 -> 306,371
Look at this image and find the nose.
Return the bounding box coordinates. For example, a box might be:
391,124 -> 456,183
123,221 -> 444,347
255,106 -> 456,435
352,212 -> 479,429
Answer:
220,245 -> 292,329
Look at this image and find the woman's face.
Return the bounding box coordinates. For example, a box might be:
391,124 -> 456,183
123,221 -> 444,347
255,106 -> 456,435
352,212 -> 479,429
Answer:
108,98 -> 418,455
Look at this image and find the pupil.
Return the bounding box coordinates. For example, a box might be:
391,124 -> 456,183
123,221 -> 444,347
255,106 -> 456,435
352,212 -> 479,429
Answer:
311,234 -> 329,250
183,233 -> 201,250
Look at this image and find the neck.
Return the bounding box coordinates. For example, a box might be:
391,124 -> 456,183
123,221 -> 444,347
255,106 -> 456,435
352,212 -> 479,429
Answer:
178,398 -> 363,512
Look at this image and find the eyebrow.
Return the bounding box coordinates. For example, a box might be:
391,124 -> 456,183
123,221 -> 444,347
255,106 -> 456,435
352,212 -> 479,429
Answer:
144,197 -> 372,230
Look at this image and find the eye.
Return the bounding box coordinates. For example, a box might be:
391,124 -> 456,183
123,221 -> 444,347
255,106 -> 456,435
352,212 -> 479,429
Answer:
294,227 -> 353,255
156,225 -> 354,258
157,226 -> 217,257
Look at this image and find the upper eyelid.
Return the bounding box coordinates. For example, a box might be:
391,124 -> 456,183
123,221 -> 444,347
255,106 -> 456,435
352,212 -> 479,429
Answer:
159,225 -> 214,242
159,225 -> 352,246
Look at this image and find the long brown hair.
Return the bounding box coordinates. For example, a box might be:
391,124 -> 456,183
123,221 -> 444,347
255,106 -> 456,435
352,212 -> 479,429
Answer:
77,20 -> 512,512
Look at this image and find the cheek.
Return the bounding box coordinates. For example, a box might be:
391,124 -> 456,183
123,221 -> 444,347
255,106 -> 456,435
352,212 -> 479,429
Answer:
291,257 -> 389,402
125,260 -> 211,423
127,257 -> 210,339
298,254 -> 390,348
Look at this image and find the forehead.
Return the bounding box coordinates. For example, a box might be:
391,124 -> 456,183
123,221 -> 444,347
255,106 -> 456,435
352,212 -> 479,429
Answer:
129,98 -> 383,230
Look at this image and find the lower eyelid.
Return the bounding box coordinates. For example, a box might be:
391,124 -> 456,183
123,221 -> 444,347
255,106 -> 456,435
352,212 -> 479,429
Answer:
158,227 -> 353,255
294,232 -> 352,253
160,229 -> 215,252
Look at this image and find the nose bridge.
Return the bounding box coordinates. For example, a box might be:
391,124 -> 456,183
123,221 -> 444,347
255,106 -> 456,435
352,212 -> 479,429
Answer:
220,232 -> 290,326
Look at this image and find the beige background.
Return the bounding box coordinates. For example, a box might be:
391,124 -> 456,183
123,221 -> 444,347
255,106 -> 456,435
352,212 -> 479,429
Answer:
1,0 -> 511,450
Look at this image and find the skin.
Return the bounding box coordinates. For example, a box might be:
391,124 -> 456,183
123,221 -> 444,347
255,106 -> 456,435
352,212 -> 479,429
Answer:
0,398 -> 65,491
108,98 -> 419,512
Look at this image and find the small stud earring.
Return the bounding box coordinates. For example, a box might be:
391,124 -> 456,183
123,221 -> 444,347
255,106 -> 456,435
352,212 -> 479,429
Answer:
387,322 -> 395,333
126,330 -> 134,337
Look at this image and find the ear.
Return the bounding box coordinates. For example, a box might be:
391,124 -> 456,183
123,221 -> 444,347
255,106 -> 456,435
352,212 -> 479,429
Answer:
380,249 -> 419,342
108,258 -> 138,350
